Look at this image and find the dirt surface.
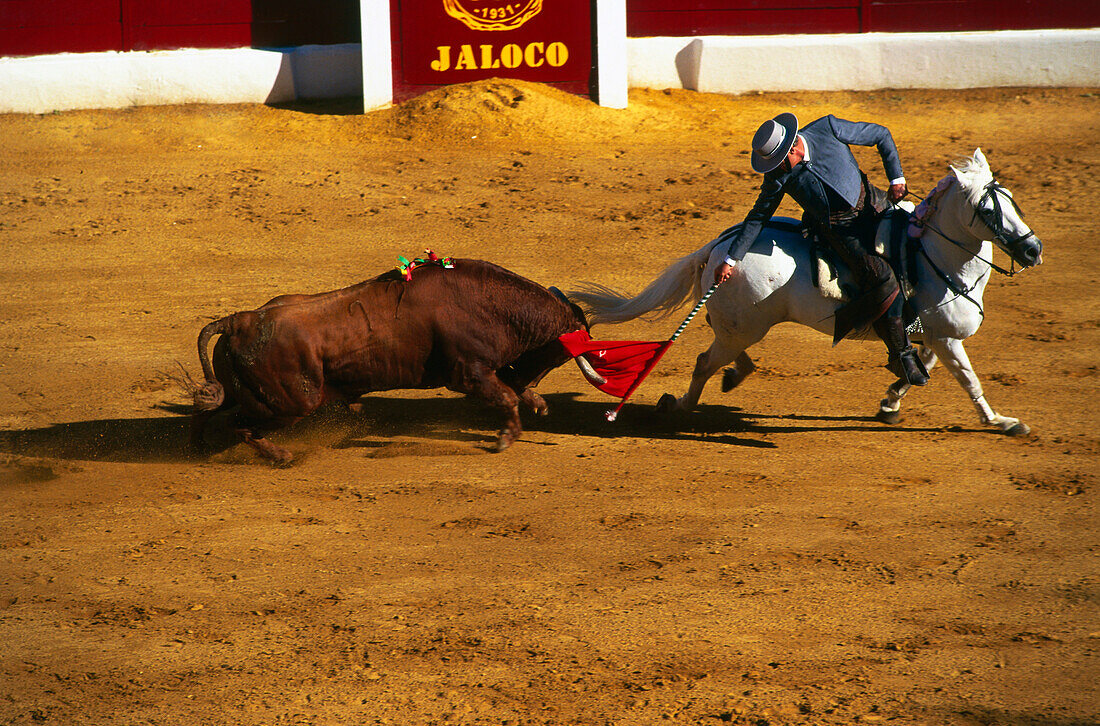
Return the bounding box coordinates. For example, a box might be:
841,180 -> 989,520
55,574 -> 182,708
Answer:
1,81 -> 1098,726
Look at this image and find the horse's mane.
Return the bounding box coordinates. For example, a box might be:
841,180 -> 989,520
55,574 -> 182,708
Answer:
950,149 -> 994,204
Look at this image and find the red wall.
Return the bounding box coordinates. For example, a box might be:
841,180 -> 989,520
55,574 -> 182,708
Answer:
0,0 -> 359,57
626,0 -> 1100,37
390,0 -> 594,102
2,0 -> 1097,58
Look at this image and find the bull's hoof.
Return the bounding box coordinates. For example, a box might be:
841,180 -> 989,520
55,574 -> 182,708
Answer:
1004,421 -> 1030,437
876,409 -> 901,425
494,432 -> 515,452
655,393 -> 678,416
270,451 -> 295,468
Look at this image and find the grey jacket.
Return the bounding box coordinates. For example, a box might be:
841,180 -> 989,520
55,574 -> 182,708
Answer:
724,115 -> 904,262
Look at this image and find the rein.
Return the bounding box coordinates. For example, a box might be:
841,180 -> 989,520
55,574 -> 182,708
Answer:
898,179 -> 1029,318
904,183 -> 1023,278
915,241 -> 989,319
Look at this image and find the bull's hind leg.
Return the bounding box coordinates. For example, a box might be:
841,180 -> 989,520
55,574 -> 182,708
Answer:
229,410 -> 299,466
235,426 -> 295,466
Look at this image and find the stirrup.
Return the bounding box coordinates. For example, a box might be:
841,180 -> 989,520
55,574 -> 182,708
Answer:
887,347 -> 929,386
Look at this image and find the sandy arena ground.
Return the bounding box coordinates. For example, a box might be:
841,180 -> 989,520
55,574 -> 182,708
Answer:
0,81 -> 1097,725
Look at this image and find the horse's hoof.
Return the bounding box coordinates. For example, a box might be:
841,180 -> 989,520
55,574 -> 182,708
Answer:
655,393 -> 678,416
721,368 -> 738,392
1004,421 -> 1030,437
876,409 -> 901,425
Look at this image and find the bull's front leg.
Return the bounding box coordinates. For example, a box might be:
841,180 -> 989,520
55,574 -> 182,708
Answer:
519,388 -> 549,416
457,363 -> 524,452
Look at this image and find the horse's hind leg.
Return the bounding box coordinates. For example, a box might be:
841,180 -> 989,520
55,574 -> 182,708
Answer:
877,345 -> 938,424
659,336 -> 745,415
721,351 -> 757,392
923,337 -> 1029,435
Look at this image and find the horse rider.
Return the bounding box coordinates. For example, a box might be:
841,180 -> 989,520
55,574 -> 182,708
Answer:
714,113 -> 929,386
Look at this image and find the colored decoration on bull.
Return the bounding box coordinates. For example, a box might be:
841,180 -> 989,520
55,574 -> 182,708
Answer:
558,283 -> 720,421
396,250 -> 456,281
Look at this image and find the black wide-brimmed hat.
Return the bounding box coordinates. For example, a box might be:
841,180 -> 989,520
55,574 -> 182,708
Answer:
750,112 -> 799,173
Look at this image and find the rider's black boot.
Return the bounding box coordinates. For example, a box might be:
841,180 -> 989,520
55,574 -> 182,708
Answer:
874,315 -> 929,386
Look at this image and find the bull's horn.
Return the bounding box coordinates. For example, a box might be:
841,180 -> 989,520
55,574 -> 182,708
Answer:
574,355 -> 606,386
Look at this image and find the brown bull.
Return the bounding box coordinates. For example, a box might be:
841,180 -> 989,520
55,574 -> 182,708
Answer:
191,259 -> 593,463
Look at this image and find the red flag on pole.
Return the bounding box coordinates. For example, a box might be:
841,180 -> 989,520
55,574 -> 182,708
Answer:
558,283 -> 720,421
558,331 -> 672,398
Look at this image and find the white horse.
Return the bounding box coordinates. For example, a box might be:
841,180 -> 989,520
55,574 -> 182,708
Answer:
570,149 -> 1043,434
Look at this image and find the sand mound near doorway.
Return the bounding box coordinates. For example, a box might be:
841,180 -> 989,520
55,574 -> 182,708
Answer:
371,79 -> 705,143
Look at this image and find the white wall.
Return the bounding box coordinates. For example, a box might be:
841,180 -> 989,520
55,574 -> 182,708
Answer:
0,44 -> 360,114
628,29 -> 1100,93
1,28 -> 1096,114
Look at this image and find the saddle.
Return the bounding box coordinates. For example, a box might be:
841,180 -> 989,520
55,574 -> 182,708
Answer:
808,207 -> 922,335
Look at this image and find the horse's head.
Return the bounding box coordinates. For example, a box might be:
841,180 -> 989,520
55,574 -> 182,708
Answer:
950,148 -> 1043,269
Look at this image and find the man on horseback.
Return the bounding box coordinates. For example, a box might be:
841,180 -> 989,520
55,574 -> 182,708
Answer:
714,113 -> 929,386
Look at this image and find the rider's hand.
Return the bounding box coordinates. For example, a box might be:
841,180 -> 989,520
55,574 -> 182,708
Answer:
888,182 -> 907,203
714,261 -> 734,285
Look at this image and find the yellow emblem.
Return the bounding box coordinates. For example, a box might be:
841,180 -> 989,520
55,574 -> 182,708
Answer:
442,0 -> 544,31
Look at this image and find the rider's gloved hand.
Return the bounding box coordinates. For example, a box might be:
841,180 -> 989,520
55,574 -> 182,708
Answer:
888,182 -> 907,203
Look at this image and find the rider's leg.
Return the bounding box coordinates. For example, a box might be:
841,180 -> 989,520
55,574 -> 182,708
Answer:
826,229 -> 899,343
873,313 -> 929,386
827,219 -> 928,385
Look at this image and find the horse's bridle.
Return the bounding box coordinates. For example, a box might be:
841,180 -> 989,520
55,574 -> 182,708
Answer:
972,181 -> 1039,270
901,178 -> 1039,319
906,180 -> 1037,278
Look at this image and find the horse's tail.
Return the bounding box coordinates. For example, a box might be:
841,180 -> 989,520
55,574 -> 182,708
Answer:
568,240 -> 720,326
193,316 -> 232,411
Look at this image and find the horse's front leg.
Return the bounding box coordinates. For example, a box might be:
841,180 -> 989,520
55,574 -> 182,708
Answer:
925,337 -> 1030,436
877,346 -> 938,424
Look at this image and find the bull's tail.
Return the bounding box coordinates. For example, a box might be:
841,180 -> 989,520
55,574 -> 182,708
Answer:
194,316 -> 232,411
568,239 -> 720,326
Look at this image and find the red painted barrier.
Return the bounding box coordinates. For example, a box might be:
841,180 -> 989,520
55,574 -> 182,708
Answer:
626,0 -> 1100,36
1,0 -> 1096,65
0,0 -> 360,58
392,0 -> 593,101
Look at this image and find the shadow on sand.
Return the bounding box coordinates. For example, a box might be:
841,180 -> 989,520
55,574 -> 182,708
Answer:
0,392 -> 968,465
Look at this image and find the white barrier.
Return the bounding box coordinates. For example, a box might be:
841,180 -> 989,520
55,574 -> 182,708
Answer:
0,44 -> 359,114
1,29 -> 1096,114
628,29 -> 1100,93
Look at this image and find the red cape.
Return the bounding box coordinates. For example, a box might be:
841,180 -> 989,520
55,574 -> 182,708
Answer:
558,329 -> 672,399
